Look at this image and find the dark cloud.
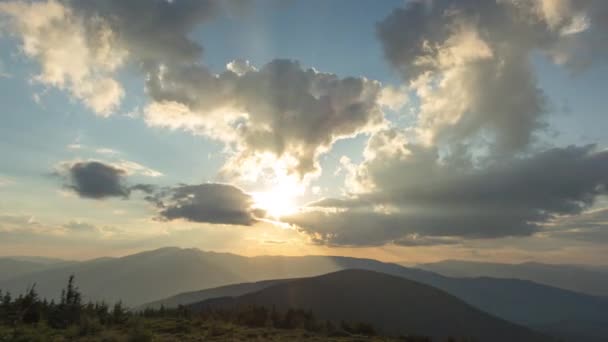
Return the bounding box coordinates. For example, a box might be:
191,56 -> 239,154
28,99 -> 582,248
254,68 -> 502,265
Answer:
285,140 -> 608,246
285,208 -> 539,247
150,183 -> 264,226
58,163 -> 262,227
69,0 -> 225,66
66,161 -> 130,199
61,161 -> 154,200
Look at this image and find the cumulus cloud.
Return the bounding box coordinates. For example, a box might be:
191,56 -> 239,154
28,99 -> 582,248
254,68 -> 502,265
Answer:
1,0 -> 388,182
0,0 -> 126,115
377,0 -> 608,154
284,130 -> 608,246
278,0 -> 608,247
145,59 -> 386,179
148,183 -> 264,226
0,0 -> 244,115
57,160 -> 155,199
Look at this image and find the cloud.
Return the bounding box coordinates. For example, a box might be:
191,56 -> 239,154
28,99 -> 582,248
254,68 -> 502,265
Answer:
283,130 -> 608,246
2,0 -> 388,182
276,0 -> 608,247
377,0 -> 608,154
57,160 -> 155,199
394,234 -> 460,247
0,214 -> 65,240
95,148 -> 119,155
149,183 -> 264,226
0,0 -> 245,115
55,160 -> 259,226
544,207 -> 608,242
63,161 -> 130,199
111,160 -> 163,178
62,221 -> 99,233
0,0 -> 126,115
145,59 -> 387,179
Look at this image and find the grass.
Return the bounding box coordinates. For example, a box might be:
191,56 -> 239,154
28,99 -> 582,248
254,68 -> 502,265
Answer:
0,317 -> 403,341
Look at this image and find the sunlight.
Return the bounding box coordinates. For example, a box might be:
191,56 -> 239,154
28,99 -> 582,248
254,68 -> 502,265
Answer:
250,158 -> 305,218
252,177 -> 301,218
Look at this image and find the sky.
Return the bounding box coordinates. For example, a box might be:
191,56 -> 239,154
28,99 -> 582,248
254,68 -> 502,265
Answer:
0,0 -> 607,264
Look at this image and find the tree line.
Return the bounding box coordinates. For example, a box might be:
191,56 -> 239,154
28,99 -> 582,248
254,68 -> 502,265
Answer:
0,276 -> 129,330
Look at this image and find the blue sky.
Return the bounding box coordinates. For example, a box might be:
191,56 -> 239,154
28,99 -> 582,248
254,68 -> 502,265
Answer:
0,0 -> 607,263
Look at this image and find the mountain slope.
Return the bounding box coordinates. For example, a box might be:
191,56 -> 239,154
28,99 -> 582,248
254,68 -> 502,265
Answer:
419,260 -> 608,297
192,270 -> 553,342
140,279 -> 290,310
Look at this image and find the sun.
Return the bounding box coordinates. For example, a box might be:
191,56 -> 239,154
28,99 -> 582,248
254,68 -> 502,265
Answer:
251,174 -> 303,219
252,188 -> 296,218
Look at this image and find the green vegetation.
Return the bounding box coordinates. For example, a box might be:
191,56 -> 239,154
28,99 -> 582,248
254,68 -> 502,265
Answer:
0,276 -> 474,341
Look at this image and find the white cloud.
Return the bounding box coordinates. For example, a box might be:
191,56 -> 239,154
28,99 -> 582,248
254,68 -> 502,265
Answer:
377,0 -> 608,155
0,0 -> 126,115
3,0 -> 390,184
113,160 -> 163,178
95,148 -> 119,155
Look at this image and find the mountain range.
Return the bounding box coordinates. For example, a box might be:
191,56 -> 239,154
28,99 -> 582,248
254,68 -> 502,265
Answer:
418,259 -> 608,297
1,247 -> 607,341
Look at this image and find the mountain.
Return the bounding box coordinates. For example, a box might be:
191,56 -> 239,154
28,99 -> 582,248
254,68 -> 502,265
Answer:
1,247 -> 607,341
0,248 -> 247,306
3,256 -> 70,265
140,279 -> 290,310
0,257 -> 74,283
418,260 -> 608,297
192,269 -> 553,342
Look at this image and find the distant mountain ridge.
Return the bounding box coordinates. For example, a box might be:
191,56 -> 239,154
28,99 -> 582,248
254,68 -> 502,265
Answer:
191,269 -> 553,342
419,259 -> 608,297
0,257 -> 75,283
1,247 -> 607,341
